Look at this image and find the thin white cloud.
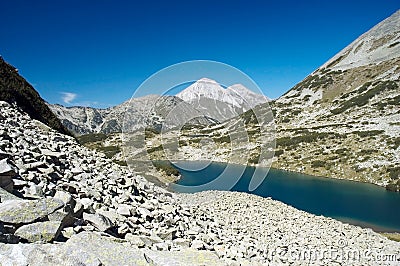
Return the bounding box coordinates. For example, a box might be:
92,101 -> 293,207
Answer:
61,92 -> 77,104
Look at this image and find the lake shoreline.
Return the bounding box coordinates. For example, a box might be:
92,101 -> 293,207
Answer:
166,160 -> 400,234
162,159 -> 391,191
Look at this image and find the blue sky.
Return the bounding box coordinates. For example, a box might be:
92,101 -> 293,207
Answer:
1,1 -> 398,108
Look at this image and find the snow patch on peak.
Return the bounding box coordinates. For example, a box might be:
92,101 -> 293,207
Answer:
176,78 -> 269,121
177,78 -> 268,109
197,77 -> 219,84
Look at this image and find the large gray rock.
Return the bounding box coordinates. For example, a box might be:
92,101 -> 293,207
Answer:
62,232 -> 147,265
0,232 -> 146,265
83,212 -> 114,232
0,187 -> 19,202
40,149 -> 65,159
0,232 -> 226,265
50,190 -> 76,226
48,209 -> 75,227
53,190 -> 74,207
117,204 -> 132,216
14,221 -> 62,243
0,198 -> 64,224
144,248 -> 223,265
0,159 -> 16,176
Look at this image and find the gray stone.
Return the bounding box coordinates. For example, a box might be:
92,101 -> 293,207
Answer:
137,207 -> 152,218
125,233 -> 146,247
0,232 -> 148,265
62,232 -> 147,265
24,161 -> 45,170
27,184 -> 44,197
191,239 -> 205,250
83,212 -> 113,232
71,167 -> 83,175
48,209 -> 75,227
78,197 -> 93,209
117,204 -> 132,216
0,159 -> 16,176
140,234 -> 163,246
12,179 -> 27,188
157,228 -> 176,240
96,209 -> 123,224
14,221 -> 62,243
61,227 -> 75,239
37,166 -> 55,175
0,198 -> 64,224
154,242 -> 169,251
0,187 -> 19,202
117,223 -> 129,235
173,238 -> 191,248
144,248 -> 223,265
54,190 -> 73,204
40,149 -> 65,158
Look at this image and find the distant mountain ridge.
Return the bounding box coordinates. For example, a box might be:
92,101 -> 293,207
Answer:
49,79 -> 268,135
49,94 -> 215,135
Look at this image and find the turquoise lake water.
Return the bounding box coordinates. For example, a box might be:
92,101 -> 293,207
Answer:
169,161 -> 400,232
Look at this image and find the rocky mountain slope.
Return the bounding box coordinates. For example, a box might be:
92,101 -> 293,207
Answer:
0,57 -> 70,136
145,10 -> 400,190
0,100 -> 399,265
270,9 -> 400,189
49,94 -> 213,136
49,78 -> 268,136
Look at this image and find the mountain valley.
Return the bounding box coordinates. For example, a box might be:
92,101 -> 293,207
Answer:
0,8 -> 400,266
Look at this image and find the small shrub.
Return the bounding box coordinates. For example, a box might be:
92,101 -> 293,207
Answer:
331,81 -> 397,114
145,127 -> 159,138
335,148 -> 348,155
311,160 -> 325,168
387,166 -> 400,180
98,145 -> 120,158
113,160 -> 128,166
147,145 -> 164,153
152,161 -> 180,176
78,133 -> 108,144
214,135 -> 230,143
353,130 -> 384,138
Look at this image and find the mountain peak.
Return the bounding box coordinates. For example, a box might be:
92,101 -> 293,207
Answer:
176,78 -> 269,120
197,77 -> 218,84
176,78 -> 225,100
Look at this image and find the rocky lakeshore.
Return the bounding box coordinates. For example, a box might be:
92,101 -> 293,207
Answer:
0,100 -> 399,265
